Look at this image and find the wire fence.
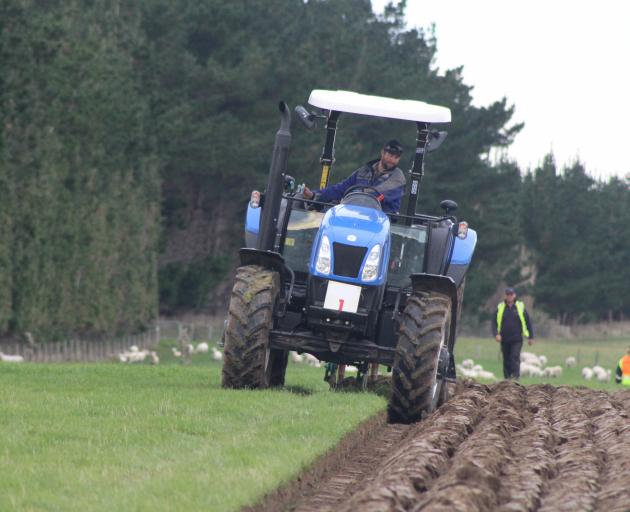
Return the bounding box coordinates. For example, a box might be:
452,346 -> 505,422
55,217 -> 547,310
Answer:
0,318 -> 226,363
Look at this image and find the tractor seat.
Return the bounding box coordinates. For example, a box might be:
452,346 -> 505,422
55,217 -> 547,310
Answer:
340,192 -> 382,210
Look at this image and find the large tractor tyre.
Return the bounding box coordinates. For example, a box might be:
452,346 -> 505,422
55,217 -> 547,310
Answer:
388,292 -> 451,424
221,265 -> 285,389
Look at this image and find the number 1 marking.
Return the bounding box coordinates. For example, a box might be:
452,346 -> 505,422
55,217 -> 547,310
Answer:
338,299 -> 344,311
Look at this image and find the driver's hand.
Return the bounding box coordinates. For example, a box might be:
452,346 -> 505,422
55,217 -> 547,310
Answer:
303,186 -> 314,199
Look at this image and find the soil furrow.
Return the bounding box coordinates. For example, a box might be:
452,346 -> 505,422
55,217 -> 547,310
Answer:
410,381 -> 528,511
589,390 -> 630,512
537,387 -> 604,512
246,384 -> 630,512
496,384 -> 557,512
335,382 -> 491,511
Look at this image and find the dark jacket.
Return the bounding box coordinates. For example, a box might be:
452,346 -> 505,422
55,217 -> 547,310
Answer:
314,160 -> 406,214
491,301 -> 534,342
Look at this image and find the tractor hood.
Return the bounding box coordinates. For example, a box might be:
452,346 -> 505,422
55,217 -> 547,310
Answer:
309,204 -> 391,286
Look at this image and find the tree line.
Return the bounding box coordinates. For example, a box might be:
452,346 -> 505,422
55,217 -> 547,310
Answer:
0,0 -> 627,339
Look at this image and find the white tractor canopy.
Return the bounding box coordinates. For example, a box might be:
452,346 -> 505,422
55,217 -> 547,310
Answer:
308,89 -> 451,123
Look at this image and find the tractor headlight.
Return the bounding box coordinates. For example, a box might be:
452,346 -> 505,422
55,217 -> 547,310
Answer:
315,235 -> 331,274
361,244 -> 381,282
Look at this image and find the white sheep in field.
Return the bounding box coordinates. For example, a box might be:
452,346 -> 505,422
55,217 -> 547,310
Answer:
149,351 -> 159,365
520,352 -> 542,367
290,351 -> 303,364
592,366 -> 608,381
472,364 -> 484,373
171,347 -> 182,358
543,366 -> 563,378
461,359 -> 475,370
0,352 -> 25,363
477,370 -> 498,381
129,345 -> 139,353
302,353 -> 321,367
195,342 -> 209,354
582,367 -> 594,380
456,365 -> 477,379
565,356 -> 576,368
520,362 -> 543,378
596,369 -> 611,382
538,355 -> 548,366
212,348 -> 223,361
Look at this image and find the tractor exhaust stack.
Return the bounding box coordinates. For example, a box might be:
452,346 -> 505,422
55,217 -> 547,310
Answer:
257,102 -> 292,252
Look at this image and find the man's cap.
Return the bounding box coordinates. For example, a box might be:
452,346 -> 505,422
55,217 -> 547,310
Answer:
384,139 -> 403,155
505,287 -> 516,295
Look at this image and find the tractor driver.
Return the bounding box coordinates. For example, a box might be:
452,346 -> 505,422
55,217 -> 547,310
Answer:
303,140 -> 406,214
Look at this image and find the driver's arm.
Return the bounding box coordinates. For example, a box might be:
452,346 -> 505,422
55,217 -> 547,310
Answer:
306,170 -> 359,202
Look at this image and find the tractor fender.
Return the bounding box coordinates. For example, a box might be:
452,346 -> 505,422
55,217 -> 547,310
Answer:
410,273 -> 458,350
239,248 -> 295,310
446,228 -> 477,287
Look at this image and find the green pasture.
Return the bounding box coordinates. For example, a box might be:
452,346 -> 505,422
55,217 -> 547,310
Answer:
1,336 -> 628,511
454,336 -> 629,390
0,350 -> 383,512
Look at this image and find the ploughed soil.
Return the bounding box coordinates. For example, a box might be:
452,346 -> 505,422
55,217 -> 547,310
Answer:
245,381 -> 630,512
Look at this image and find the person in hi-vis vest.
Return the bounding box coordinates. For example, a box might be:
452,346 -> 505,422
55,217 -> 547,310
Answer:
615,347 -> 630,387
491,287 -> 535,379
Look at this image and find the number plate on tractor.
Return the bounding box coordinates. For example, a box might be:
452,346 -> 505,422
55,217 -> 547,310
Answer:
323,281 -> 361,313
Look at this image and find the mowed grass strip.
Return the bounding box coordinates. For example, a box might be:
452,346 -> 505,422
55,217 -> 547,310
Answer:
0,360 -> 384,511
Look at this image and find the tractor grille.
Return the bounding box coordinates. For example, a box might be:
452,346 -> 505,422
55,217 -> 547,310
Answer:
333,243 -> 367,278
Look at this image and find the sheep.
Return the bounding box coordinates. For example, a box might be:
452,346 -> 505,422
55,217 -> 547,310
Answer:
117,353 -> 128,363
0,352 -> 25,363
565,356 -> 576,368
520,362 -> 543,378
472,364 -> 484,373
303,353 -> 321,368
456,365 -> 477,379
212,348 -> 223,361
476,370 -> 497,382
129,345 -> 139,353
461,359 -> 475,370
520,352 -> 542,367
592,366 -> 608,381
171,347 -> 182,358
195,342 -> 209,354
149,351 -> 159,365
543,366 -> 563,378
596,369 -> 611,382
582,367 -> 594,380
290,351 -> 304,364
538,355 -> 548,366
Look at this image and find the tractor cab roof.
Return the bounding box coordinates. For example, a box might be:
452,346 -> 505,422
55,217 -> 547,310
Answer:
308,89 -> 451,123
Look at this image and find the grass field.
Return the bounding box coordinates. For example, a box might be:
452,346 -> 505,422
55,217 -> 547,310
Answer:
1,336 -> 627,511
0,351 -> 383,511
455,336 -> 628,390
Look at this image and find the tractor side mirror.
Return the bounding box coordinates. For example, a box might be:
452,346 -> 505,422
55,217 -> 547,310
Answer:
440,199 -> 458,215
295,105 -> 316,129
427,131 -> 448,152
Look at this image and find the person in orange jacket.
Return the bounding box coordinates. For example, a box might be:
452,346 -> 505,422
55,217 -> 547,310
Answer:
615,346 -> 630,387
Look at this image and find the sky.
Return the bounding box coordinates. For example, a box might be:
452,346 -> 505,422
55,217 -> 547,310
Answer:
371,0 -> 630,179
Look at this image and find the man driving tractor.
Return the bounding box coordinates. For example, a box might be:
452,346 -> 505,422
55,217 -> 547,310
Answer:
303,139 -> 406,213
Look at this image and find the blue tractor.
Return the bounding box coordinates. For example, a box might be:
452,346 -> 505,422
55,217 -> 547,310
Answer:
222,90 -> 477,423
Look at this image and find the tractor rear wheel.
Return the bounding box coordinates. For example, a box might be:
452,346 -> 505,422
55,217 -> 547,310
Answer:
388,292 -> 451,424
221,265 -> 285,389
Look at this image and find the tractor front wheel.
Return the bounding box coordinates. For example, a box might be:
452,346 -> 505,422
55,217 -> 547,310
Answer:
221,265 -> 286,389
388,292 -> 451,423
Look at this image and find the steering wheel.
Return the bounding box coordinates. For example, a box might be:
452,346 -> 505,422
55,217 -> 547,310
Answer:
342,185 -> 384,202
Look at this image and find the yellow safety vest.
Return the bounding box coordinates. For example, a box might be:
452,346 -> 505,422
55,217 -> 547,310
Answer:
619,355 -> 630,387
497,301 -> 530,339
